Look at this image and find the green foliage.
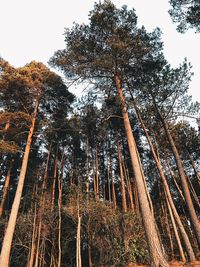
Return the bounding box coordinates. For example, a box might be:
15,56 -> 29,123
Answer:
64,192 -> 149,267
49,0 -> 164,93
169,0 -> 200,32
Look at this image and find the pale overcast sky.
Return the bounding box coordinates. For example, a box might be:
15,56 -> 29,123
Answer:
0,0 -> 199,102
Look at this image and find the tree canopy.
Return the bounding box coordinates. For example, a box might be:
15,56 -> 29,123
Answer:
169,0 -> 200,32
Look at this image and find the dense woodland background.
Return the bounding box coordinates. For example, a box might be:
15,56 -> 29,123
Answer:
0,1 -> 200,267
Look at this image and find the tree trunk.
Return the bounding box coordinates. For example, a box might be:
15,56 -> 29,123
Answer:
76,191 -> 82,267
155,104 -> 200,246
188,154 -> 200,187
124,163 -> 134,210
160,199 -> 174,260
58,178 -> 63,267
92,155 -> 96,200
115,74 -> 168,267
86,138 -> 90,204
88,242 -> 92,267
51,145 -> 59,212
95,146 -> 99,200
165,190 -> 186,262
187,175 -> 200,208
167,165 -> 186,203
135,106 -> 195,261
110,155 -> 117,210
57,151 -> 65,267
28,203 -> 38,267
0,95 -> 40,267
117,138 -> 127,213
107,148 -> 111,203
0,159 -> 13,217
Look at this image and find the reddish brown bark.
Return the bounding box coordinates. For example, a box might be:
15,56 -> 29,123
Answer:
115,75 -> 168,267
0,159 -> 13,217
0,95 -> 40,267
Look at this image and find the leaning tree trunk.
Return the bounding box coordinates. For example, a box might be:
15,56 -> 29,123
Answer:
124,165 -> 135,210
0,94 -> 40,267
164,191 -> 186,262
188,154 -> 200,187
115,74 -> 168,267
159,111 -> 200,246
134,106 -> 196,261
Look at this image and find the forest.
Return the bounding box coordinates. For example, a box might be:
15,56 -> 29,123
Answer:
0,1 -> 200,267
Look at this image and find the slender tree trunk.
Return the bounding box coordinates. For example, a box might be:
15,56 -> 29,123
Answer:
95,146 -> 99,200
155,104 -> 200,246
34,220 -> 41,267
132,179 -> 139,212
34,142 -> 53,267
86,138 -> 90,204
188,154 -> 200,187
57,151 -> 65,267
0,95 -> 40,267
117,139 -> 127,213
124,163 -> 134,210
165,191 -> 186,262
50,240 -> 56,267
92,155 -> 96,200
88,241 -> 92,267
115,75 -> 168,267
76,191 -> 82,267
107,153 -> 111,203
167,165 -> 186,203
51,145 -> 59,212
28,203 -> 38,267
134,106 -> 196,261
58,178 -> 63,267
160,199 -> 174,260
42,142 -> 52,196
110,155 -> 117,210
187,175 -> 200,208
0,159 -> 13,217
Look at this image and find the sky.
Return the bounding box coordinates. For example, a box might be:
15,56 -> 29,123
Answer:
0,0 -> 200,102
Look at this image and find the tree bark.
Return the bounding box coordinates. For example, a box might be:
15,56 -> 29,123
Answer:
124,163 -> 134,210
0,95 -> 40,267
28,203 -> 38,267
0,159 -> 13,217
95,146 -> 99,200
76,191 -> 82,267
51,145 -> 59,212
86,138 -> 90,204
115,74 -> 168,267
188,154 -> 200,187
165,191 -> 186,262
152,99 -> 200,246
187,175 -> 200,209
110,155 -> 117,210
134,105 -> 195,261
160,199 -> 175,260
117,139 -> 127,213
58,178 -> 63,267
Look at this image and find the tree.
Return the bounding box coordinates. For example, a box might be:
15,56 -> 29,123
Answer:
0,61 -> 74,267
50,1 -> 169,266
169,0 -> 200,32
